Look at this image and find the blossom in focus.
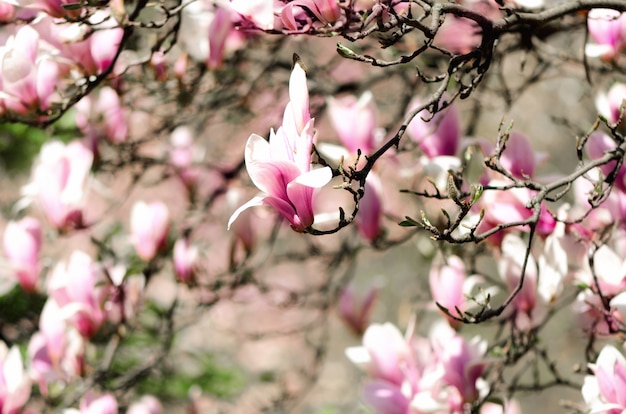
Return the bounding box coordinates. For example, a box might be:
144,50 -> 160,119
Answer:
228,59 -> 332,232
582,344 -> 626,413
0,341 -> 31,414
22,140 -> 93,231
130,201 -> 170,261
3,216 -> 42,292
586,9 -> 626,60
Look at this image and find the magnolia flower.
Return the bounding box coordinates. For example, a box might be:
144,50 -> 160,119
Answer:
586,9 -> 626,60
0,341 -> 31,414
130,201 -> 170,261
338,284 -> 378,335
582,345 -> 626,413
47,251 -> 108,338
229,0 -> 280,30
228,60 -> 332,232
23,140 -> 93,231
65,392 -> 118,414
596,83 -> 626,125
3,216 -> 42,292
75,86 -> 128,144
29,299 -> 85,396
173,238 -> 198,283
406,97 -> 460,159
499,132 -> 546,179
429,254 -> 467,328
357,173 -> 383,242
0,25 -> 64,116
327,91 -> 377,156
127,395 -> 162,414
281,0 -> 342,31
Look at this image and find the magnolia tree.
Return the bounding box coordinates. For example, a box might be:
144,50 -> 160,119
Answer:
2,0 -> 626,412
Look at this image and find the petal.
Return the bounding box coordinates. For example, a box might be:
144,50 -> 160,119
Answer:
227,195 -> 266,230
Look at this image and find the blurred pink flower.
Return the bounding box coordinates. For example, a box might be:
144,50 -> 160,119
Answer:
430,324 -> 487,408
327,91 -> 377,156
173,238 -> 198,284
596,82 -> 626,125
582,345 -> 626,413
23,140 -> 93,231
66,392 -> 118,414
499,131 -> 546,179
229,0 -> 280,30
281,0 -> 342,31
0,25 -> 63,116
338,284 -> 378,335
130,201 -> 170,261
586,9 -> 626,60
228,60 -> 332,232
429,254 -> 466,328
47,251 -> 109,338
3,216 -> 42,292
357,173 -> 384,242
127,395 -> 162,414
406,97 -> 460,159
169,126 -> 202,190
75,86 -> 128,144
0,341 -> 31,414
29,299 -> 85,396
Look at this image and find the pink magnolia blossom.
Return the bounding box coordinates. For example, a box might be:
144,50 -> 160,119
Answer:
173,238 -> 198,283
169,126 -> 202,189
499,132 -> 546,179
3,216 -> 42,292
585,131 -> 626,192
0,341 -> 31,414
429,323 -> 488,409
104,264 -> 145,325
406,98 -> 460,159
47,251 -> 109,338
228,60 -> 332,232
65,392 -> 118,414
429,254 -> 467,328
130,201 -> 170,261
476,180 -> 556,244
582,344 -> 626,413
357,173 -> 384,242
127,395 -> 162,414
29,299 -> 85,396
23,140 -> 93,231
327,91 -> 377,156
2,0 -> 79,18
338,284 -> 378,335
498,234 -> 545,329
281,0 -> 342,32
75,86 -> 128,144
0,25 -> 64,116
229,0 -> 281,30
596,83 -> 626,125
586,9 -> 626,60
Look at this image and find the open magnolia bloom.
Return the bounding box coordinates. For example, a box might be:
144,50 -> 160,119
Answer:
228,59 -> 332,232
